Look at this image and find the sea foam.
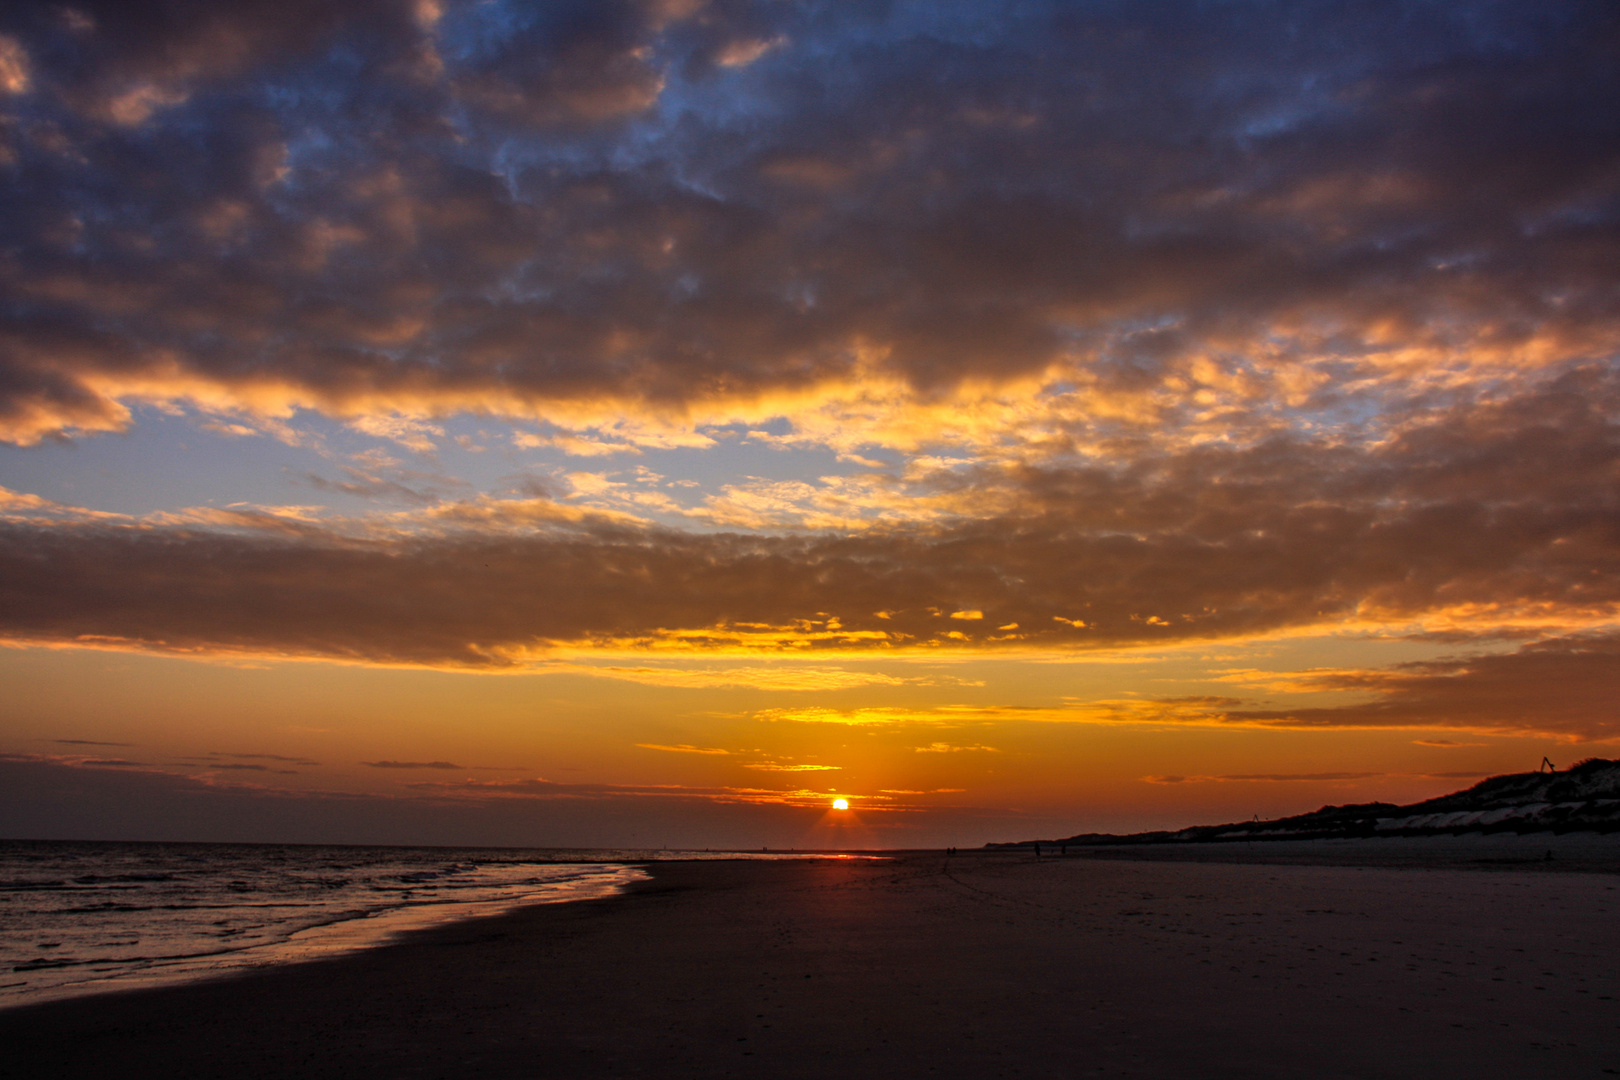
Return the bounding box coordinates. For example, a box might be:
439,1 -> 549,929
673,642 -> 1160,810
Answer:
0,840 -> 671,1007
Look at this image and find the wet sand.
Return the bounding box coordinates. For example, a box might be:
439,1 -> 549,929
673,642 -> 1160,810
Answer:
4,845 -> 1618,1079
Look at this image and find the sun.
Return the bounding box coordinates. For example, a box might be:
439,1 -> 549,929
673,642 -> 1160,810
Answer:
831,798 -> 850,811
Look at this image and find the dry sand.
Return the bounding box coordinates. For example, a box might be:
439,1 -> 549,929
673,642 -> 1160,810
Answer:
3,842 -> 1618,1079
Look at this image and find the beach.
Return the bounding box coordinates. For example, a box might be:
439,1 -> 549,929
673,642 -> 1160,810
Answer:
4,844 -> 1618,1079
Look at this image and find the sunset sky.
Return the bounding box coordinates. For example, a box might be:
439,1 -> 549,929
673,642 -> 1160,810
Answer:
2,0 -> 1617,848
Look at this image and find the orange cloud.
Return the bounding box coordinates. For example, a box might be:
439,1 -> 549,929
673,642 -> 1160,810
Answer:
4,366 -> 1618,676
636,744 -> 731,755
743,762 -> 842,772
401,775 -> 888,811
563,665 -> 914,690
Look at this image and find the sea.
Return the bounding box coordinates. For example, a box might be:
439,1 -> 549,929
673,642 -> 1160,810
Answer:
0,839 -> 822,1009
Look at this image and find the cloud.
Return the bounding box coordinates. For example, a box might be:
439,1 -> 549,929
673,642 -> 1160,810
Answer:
199,751 -> 321,765
399,774 -> 879,811
1219,631 -> 1620,740
3,362 -> 1617,673
0,1 -> 1612,449
170,752 -> 319,774
302,467 -> 444,506
742,762 -> 842,772
635,744 -> 730,756
53,738 -> 135,747
752,702 -> 1222,727
0,755 -> 921,848
557,664 -> 913,691
1142,772 -> 1384,785
7,751 -> 839,807
0,34 -> 30,95
346,414 -> 444,454
755,707 -> 931,727
0,2 -> 1616,753
751,628 -> 1620,741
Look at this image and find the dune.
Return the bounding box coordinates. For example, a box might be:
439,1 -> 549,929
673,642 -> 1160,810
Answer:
998,758 -> 1620,851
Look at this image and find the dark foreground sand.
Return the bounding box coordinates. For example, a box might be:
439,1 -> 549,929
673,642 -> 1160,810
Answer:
4,843 -> 1618,1079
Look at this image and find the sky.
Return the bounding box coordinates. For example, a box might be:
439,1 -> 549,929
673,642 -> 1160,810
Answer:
1,0 -> 1617,849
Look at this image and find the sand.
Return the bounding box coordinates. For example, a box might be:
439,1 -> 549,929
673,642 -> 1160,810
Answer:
3,844 -> 1618,1079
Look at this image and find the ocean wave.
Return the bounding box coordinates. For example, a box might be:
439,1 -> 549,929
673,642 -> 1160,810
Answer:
0,841 -> 651,1009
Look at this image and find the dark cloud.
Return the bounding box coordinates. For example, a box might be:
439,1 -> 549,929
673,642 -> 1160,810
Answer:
191,751 -> 320,765
0,0 -> 418,124
1224,631 -> 1620,741
52,738 -> 135,746
363,760 -> 464,770
1,365 -> 1616,673
1219,773 -> 1382,782
167,756 -> 306,774
1144,772 -> 1383,784
0,1 -> 1613,440
443,0 -> 671,127
0,756 -> 1019,846
0,755 -> 843,847
302,471 -> 439,505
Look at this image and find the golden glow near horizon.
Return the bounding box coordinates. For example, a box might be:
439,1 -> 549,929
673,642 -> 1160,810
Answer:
832,799 -> 850,811
0,2 -> 1615,848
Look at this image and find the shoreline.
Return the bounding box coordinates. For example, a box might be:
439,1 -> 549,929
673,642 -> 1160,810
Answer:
0,844 -> 892,1011
0,863 -> 651,1012
5,849 -> 1618,1078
